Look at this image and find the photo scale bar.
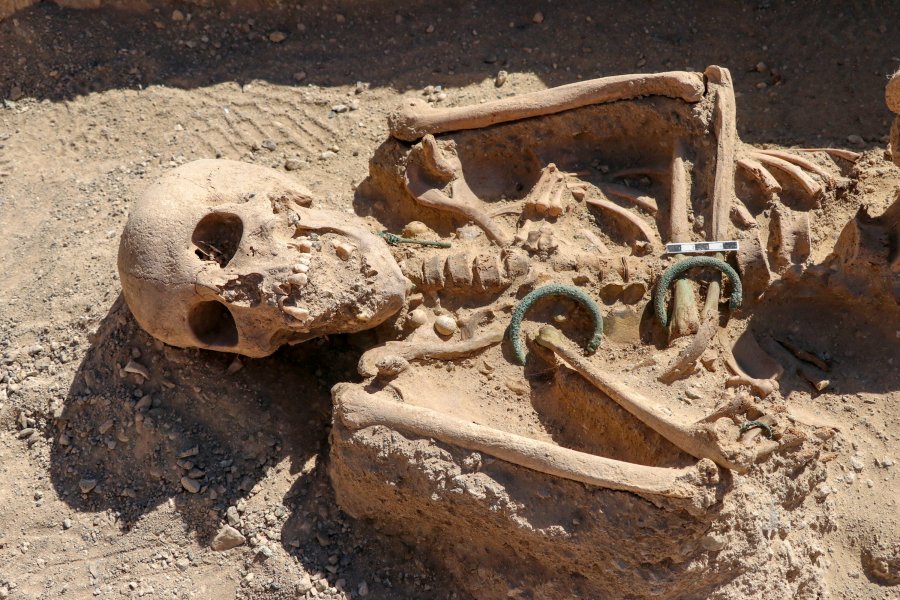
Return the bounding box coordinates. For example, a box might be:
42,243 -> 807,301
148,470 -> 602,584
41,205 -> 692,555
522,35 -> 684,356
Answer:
664,241 -> 739,254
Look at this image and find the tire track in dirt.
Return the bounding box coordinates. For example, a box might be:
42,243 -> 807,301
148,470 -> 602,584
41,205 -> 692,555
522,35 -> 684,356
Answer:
179,84 -> 345,161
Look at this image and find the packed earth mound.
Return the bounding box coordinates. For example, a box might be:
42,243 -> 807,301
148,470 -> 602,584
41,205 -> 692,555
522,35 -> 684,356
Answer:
1,3 -> 899,600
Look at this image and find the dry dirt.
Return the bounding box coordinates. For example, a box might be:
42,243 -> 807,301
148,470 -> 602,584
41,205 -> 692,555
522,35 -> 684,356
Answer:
1,2 -> 899,599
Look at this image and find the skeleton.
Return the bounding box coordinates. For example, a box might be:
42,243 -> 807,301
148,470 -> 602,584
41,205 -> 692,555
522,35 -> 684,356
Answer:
116,65 -> 897,599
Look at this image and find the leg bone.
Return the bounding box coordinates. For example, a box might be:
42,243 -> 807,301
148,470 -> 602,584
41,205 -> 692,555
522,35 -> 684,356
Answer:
333,383 -> 719,514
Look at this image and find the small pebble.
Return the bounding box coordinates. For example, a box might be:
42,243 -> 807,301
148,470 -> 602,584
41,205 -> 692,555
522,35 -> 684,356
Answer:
532,11 -> 544,24
269,31 -> 287,43
332,240 -> 356,260
180,477 -> 201,494
284,158 -> 303,171
79,478 -> 97,494
495,70 -> 508,87
850,456 -> 865,472
171,9 -> 184,21
293,71 -> 307,82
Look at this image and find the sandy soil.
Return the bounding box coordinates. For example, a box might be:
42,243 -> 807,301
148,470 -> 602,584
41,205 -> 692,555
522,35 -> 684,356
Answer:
1,2 -> 899,599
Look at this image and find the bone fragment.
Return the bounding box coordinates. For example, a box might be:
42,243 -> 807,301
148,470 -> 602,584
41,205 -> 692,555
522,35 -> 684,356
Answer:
669,142 -> 691,243
749,152 -> 822,197
736,157 -> 782,196
756,149 -> 834,185
723,352 -> 778,398
583,194 -> 659,246
797,367 -> 830,392
334,383 -> 718,511
388,71 -> 706,141
578,228 -> 610,254
535,325 -> 753,472
730,199 -> 757,229
358,324 -> 504,378
599,183 -> 659,214
776,339 -> 830,372
405,135 -> 512,246
669,279 -> 700,340
667,142 -> 699,341
527,164 -> 568,217
797,148 -> 860,162
659,280 -> 721,382
611,166 -> 668,179
768,204 -> 811,273
706,66 -> 738,241
124,360 -> 150,380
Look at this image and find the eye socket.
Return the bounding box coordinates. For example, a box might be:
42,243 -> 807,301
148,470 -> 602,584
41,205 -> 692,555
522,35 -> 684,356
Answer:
192,212 -> 243,267
189,301 -> 239,347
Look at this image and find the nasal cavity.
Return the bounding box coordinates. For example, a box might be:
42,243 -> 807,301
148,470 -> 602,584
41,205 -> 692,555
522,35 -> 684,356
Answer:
189,301 -> 239,347
192,212 -> 243,267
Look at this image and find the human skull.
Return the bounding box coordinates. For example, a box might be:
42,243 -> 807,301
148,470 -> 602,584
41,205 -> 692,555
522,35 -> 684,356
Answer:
118,159 -> 407,357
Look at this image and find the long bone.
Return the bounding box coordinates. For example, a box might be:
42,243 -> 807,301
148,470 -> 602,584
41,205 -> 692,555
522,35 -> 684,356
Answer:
389,71 -> 706,141
663,67 -> 736,374
534,325 -> 758,473
667,141 -> 700,340
404,135 -> 512,246
333,383 -> 720,514
358,323 -> 505,378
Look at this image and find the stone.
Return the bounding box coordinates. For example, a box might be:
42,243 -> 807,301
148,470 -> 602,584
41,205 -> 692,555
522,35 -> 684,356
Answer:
210,525 -> 246,551
495,70 -> 508,87
284,158 -> 304,171
79,478 -> 97,494
180,476 -> 201,494
268,31 -> 287,43
701,534 -> 727,551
